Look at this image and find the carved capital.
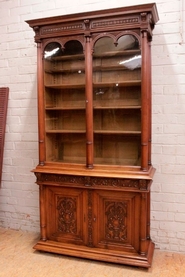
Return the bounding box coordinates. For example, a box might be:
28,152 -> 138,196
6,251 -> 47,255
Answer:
33,26 -> 39,35
139,179 -> 148,190
33,26 -> 41,43
84,19 -> 91,39
141,12 -> 147,22
84,19 -> 90,29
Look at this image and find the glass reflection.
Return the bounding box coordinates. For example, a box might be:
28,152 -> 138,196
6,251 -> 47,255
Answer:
44,42 -> 63,59
119,54 -> 141,70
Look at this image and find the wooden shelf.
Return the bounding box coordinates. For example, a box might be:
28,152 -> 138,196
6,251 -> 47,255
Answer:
93,65 -> 134,72
45,65 -> 141,74
94,81 -> 141,87
45,83 -> 85,89
45,69 -> 85,74
93,49 -> 141,58
51,54 -> 84,61
45,105 -> 141,110
46,129 -> 86,133
45,106 -> 85,110
93,104 -> 141,109
45,80 -> 141,89
46,129 -> 141,135
94,130 -> 141,135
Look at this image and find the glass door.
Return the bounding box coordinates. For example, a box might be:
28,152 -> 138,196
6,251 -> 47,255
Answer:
93,35 -> 141,166
44,40 -> 86,164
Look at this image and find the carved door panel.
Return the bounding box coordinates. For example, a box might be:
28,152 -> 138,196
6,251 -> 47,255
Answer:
46,186 -> 86,245
93,190 -> 141,253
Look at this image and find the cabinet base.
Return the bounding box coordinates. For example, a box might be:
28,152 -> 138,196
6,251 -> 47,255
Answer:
33,240 -> 155,268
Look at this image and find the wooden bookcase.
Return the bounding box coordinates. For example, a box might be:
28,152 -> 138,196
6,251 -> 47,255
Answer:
26,3 -> 159,268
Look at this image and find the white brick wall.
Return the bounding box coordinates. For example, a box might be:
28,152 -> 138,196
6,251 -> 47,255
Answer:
0,0 -> 185,252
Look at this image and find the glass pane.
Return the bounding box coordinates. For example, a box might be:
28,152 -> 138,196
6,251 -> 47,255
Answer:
93,35 -> 141,166
44,41 -> 86,164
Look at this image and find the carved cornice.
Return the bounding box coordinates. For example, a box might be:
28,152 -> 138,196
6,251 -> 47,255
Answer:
26,3 -> 159,41
29,14 -> 155,42
34,172 -> 149,190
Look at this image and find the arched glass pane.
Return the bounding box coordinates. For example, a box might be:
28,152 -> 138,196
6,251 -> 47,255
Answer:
93,35 -> 141,166
44,42 -> 63,59
94,37 -> 115,54
63,40 -> 83,55
44,41 -> 86,164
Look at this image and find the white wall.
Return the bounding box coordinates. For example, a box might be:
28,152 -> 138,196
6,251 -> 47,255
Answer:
0,0 -> 185,252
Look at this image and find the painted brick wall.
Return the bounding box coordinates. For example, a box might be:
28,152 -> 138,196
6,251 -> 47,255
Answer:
0,0 -> 185,252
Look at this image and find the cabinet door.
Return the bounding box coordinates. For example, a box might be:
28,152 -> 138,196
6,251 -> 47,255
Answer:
93,189 -> 140,253
45,186 -> 86,245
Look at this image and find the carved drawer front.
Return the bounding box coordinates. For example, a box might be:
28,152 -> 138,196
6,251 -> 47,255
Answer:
46,186 -> 86,245
93,190 -> 140,253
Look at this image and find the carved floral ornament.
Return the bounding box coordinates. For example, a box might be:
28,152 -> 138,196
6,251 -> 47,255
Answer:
57,196 -> 77,234
35,172 -> 149,190
105,201 -> 127,242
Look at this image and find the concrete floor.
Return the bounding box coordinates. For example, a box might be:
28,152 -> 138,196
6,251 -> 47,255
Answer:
0,227 -> 185,277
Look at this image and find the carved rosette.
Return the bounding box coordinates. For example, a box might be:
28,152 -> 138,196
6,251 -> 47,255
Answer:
35,172 -> 149,190
105,201 -> 127,242
57,197 -> 77,234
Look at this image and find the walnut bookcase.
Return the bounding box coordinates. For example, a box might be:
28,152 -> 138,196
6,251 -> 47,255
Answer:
26,3 -> 159,268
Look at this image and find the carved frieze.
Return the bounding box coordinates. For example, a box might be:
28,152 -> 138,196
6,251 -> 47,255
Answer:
91,16 -> 139,29
35,172 -> 149,190
41,23 -> 83,36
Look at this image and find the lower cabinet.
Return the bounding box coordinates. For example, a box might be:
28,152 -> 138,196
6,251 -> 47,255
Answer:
34,173 -> 154,268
